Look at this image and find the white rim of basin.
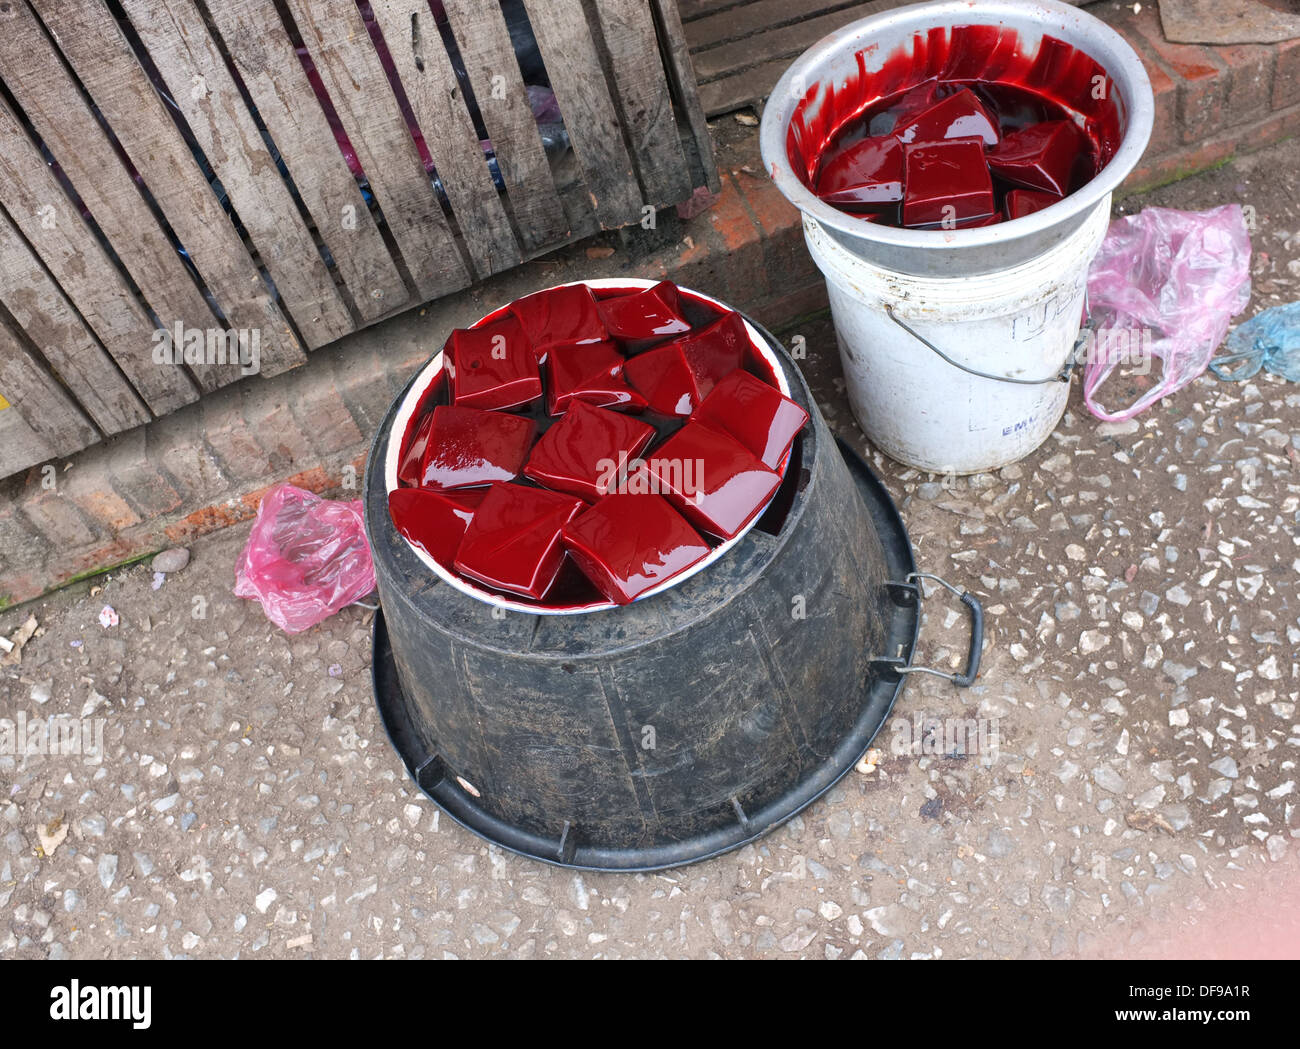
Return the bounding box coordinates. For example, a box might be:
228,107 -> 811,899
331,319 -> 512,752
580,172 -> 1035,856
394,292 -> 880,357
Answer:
383,278 -> 796,615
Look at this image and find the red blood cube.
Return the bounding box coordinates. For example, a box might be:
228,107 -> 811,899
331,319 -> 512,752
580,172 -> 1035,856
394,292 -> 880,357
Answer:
524,399 -> 656,502
453,483 -> 586,600
1005,188 -> 1063,220
987,120 -> 1084,196
816,135 -> 904,207
509,283 -> 608,361
444,314 -> 541,411
545,340 -> 647,415
596,281 -> 691,343
640,421 -> 781,539
418,405 -> 536,490
388,487 -> 486,568
693,370 -> 810,470
867,81 -> 954,137
562,493 -> 710,605
894,89 -> 1000,147
901,138 -> 995,228
397,409 -> 435,487
624,311 -> 748,416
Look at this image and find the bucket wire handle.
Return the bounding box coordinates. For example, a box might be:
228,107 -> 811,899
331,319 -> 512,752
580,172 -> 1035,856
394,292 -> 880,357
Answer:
884,304 -> 1087,387
879,572 -> 983,688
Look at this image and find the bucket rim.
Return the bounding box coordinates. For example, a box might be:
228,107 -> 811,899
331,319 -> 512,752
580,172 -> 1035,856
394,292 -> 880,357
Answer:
758,0 -> 1154,255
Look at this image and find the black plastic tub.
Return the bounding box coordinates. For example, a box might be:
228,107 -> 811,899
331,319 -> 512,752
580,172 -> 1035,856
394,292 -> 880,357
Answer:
365,314 -> 980,871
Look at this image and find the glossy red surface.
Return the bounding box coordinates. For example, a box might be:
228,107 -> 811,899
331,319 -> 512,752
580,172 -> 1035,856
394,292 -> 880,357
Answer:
785,26 -> 1120,230
561,493 -> 710,605
397,409 -> 435,487
815,135 -> 904,207
453,482 -> 586,600
596,281 -> 692,343
388,487 -> 485,568
901,138 -> 995,228
545,340 -> 647,416
987,119 -> 1084,195
625,311 -> 748,416
894,88 -> 999,146
445,313 -> 542,411
417,405 -> 536,490
693,370 -> 810,470
1006,187 -> 1062,219
641,421 -> 781,540
523,399 -> 656,502
508,284 -> 608,360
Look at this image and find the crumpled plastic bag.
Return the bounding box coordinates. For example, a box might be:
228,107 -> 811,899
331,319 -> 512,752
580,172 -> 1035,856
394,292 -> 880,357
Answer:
1083,203 -> 1252,421
1208,301 -> 1300,383
234,484 -> 375,634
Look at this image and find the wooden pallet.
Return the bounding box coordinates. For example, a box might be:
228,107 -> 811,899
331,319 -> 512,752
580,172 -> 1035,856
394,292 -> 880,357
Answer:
0,0 -> 716,479
684,0 -> 1098,117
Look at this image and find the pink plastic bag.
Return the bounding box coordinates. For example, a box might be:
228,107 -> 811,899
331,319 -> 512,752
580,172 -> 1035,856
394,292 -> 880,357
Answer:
234,484 -> 376,634
1083,204 -> 1252,421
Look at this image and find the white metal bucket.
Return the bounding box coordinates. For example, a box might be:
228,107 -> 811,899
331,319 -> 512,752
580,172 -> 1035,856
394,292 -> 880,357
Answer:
804,196 -> 1110,474
758,0 -> 1154,473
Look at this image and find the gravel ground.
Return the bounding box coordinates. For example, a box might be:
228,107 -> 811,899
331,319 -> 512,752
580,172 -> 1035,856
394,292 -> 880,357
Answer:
2,139 -> 1299,960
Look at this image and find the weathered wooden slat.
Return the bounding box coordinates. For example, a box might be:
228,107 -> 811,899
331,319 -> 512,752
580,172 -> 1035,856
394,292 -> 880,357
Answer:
0,2 -> 229,392
31,0 -> 307,377
690,0 -> 902,114
284,0 -> 471,302
0,207 -> 148,434
0,316 -> 99,464
691,0 -> 863,50
200,0 -> 410,323
370,0 -> 522,278
0,393 -> 61,479
0,90 -> 198,414
651,0 -> 721,192
593,0 -> 693,208
440,0 -> 571,253
520,0 -> 644,228
679,0 -> 744,20
698,59 -> 794,116
118,0 -> 353,353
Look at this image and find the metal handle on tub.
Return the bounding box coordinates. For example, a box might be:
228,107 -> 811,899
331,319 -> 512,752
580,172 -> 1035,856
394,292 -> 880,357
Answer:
875,572 -> 984,688
884,304 -> 1088,387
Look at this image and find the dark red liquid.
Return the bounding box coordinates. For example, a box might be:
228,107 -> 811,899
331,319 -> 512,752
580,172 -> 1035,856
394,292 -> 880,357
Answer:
786,26 -> 1123,229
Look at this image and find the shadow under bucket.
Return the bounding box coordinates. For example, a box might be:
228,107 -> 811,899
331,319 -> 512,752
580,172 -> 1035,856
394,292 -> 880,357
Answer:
759,0 -> 1154,474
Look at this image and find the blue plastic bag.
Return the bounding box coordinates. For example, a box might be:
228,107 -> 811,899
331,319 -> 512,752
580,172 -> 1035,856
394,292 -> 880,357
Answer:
1209,301 -> 1300,382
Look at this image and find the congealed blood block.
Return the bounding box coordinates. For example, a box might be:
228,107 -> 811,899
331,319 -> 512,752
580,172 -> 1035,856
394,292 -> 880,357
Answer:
453,483 -> 586,599
596,281 -> 692,344
562,493 -> 710,605
509,283 -> 608,361
387,487 -> 486,568
986,119 -> 1084,195
524,399 -> 656,502
693,370 -> 810,470
816,135 -> 904,207
641,421 -> 781,540
866,81 -> 956,137
624,311 -> 748,416
545,340 -> 647,415
894,88 -> 1000,147
444,314 -> 541,411
1006,188 -> 1063,219
901,138 -> 996,228
417,405 -> 536,490
397,409 -> 435,487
